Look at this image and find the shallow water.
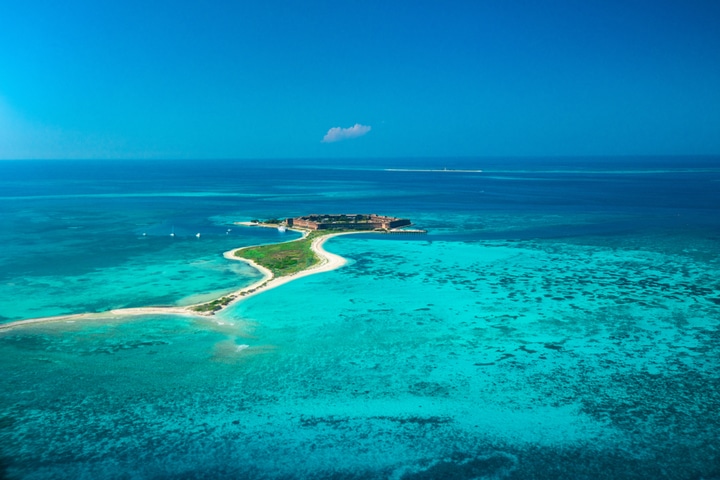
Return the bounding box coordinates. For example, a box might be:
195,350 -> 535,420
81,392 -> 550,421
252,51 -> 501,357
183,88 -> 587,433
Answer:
0,194 -> 299,321
1,157 -> 719,478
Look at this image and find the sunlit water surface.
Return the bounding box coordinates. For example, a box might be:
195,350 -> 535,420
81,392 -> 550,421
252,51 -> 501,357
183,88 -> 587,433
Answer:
1,157 -> 719,479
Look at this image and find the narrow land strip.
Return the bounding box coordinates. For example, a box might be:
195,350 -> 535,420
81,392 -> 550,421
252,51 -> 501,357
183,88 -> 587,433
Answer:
0,228 -> 365,331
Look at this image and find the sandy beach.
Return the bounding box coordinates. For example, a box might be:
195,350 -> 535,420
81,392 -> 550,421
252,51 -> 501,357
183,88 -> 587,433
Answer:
0,229 -> 363,331
223,231 -> 357,305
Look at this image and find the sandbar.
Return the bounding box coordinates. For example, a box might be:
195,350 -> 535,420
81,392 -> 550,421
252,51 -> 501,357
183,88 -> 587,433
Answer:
224,230 -> 358,305
0,229 -> 365,331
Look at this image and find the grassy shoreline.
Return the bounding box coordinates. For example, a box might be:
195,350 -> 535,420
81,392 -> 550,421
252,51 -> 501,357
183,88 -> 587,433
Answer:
189,229 -> 346,314
233,230 -> 334,277
1,227 -> 367,325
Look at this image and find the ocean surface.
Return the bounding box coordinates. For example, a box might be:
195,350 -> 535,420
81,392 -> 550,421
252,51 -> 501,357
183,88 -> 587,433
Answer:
1,156 -> 719,479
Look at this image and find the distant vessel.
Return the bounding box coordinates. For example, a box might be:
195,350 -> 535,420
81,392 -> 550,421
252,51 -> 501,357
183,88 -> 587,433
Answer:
196,233 -> 201,238
278,225 -> 287,232
170,226 -> 175,237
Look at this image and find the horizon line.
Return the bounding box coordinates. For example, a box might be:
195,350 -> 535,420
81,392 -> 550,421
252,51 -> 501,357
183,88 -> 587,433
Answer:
1,153 -> 719,162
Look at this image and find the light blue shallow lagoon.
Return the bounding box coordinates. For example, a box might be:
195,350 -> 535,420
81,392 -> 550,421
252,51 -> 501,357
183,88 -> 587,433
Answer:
1,157 -> 719,478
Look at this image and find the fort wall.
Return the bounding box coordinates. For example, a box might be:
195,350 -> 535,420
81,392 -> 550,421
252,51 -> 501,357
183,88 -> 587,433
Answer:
288,214 -> 411,231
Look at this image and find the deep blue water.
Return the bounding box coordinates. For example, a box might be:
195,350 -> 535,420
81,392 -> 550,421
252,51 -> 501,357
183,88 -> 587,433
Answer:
1,156 -> 720,479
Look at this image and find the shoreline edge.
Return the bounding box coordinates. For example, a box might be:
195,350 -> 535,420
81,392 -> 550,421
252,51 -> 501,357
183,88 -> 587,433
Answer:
0,229 -> 365,331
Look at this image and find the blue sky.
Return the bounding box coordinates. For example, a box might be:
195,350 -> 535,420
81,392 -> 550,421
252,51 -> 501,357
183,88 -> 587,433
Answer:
1,0 -> 719,159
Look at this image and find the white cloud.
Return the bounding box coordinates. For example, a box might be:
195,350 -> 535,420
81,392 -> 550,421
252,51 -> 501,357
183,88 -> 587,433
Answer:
322,123 -> 371,143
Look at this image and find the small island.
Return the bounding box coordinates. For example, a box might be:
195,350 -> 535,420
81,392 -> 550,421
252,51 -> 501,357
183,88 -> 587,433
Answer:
1,213 -> 420,328
288,213 -> 411,231
192,213 -> 420,314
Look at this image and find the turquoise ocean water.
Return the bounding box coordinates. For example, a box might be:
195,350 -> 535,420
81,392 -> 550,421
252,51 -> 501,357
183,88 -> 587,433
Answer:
1,157 -> 719,478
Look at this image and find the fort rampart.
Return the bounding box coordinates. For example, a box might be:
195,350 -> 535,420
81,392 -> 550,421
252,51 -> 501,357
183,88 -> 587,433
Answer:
288,214 -> 411,231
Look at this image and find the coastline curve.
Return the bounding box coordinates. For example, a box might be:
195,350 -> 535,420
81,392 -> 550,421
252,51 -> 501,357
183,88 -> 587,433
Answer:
0,229 -> 364,331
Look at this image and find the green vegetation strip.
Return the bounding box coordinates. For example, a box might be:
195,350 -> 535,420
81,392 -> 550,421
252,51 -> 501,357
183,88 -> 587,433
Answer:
233,230 -> 332,278
190,229 -> 350,313
191,296 -> 235,313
